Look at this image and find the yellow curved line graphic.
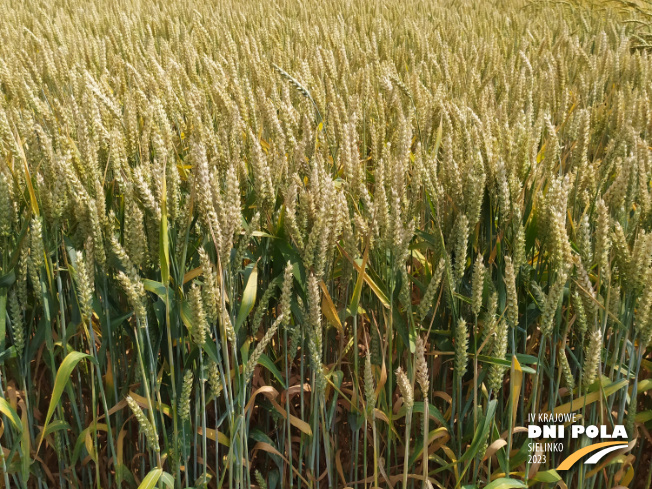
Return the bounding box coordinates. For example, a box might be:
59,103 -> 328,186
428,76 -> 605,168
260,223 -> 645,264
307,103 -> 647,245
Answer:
556,441 -> 626,470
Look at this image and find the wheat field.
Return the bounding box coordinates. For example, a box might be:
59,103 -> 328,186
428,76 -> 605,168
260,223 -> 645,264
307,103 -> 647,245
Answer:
0,0 -> 650,487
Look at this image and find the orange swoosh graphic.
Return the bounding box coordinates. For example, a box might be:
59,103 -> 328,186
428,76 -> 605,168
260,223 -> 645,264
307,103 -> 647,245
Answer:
556,441 -> 626,470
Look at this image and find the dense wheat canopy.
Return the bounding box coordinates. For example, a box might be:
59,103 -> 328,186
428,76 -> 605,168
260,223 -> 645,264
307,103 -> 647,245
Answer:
0,0 -> 651,487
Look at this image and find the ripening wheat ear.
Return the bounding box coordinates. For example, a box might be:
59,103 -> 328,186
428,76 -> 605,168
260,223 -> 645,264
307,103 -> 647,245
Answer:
126,396 -> 160,453
307,273 -> 326,394
188,283 -> 208,346
415,336 -> 429,393
0,171 -> 12,237
251,277 -> 281,330
221,300 -> 237,344
558,349 -> 575,390
582,329 -> 602,389
364,350 -> 376,416
364,344 -> 381,488
280,261 -> 293,327
594,199 -> 611,276
396,366 -> 414,489
415,335 -> 430,489
455,319 -> 469,378
116,271 -> 147,324
272,64 -> 322,120
540,266 -> 569,337
471,254 -> 485,317
417,258 -> 445,321
8,291 -> 24,357
453,214 -> 469,287
487,318 -> 508,393
244,313 -> 284,382
198,247 -> 219,323
179,370 -> 193,421
572,290 -> 588,336
74,253 -> 94,320
503,257 -> 518,328
395,366 -> 413,411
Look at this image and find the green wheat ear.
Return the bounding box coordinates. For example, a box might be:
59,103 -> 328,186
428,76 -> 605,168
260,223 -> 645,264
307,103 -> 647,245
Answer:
254,470 -> 268,489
